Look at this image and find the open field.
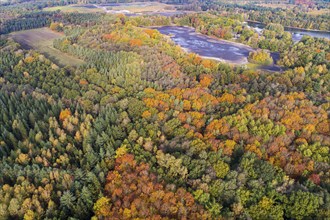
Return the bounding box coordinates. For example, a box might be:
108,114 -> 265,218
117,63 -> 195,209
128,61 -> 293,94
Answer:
44,2 -> 176,14
43,5 -> 104,13
10,28 -> 84,67
105,2 -> 176,13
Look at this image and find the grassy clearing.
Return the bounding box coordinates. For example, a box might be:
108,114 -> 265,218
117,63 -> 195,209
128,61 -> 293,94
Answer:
10,28 -> 84,67
44,3 -> 176,14
109,2 -> 176,13
43,5 -> 103,13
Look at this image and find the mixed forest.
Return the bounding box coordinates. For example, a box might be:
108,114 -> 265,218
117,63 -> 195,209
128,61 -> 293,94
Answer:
0,0 -> 329,219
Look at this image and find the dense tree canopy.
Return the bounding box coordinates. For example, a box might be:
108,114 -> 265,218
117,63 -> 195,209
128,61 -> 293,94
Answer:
0,1 -> 329,219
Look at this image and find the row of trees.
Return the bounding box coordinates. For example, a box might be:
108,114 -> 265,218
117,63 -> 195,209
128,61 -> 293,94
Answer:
0,11 -> 59,34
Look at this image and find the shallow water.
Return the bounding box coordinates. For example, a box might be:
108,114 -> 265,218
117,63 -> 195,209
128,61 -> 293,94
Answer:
155,26 -> 285,71
155,26 -> 254,64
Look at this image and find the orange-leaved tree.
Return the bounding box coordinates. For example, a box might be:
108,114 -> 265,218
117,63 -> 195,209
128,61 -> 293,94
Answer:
93,154 -> 212,219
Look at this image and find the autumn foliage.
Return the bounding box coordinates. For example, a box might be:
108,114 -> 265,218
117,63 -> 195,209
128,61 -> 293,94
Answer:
129,39 -> 143,47
143,29 -> 157,38
95,154 -> 211,219
59,109 -> 71,121
1,11 -> 329,220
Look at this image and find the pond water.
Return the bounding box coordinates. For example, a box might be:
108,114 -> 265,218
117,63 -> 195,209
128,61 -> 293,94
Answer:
155,26 -> 254,64
247,21 -> 330,42
155,26 -> 284,71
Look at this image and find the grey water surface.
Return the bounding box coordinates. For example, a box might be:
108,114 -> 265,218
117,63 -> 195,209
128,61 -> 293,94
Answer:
155,26 -> 254,64
155,26 -> 286,72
